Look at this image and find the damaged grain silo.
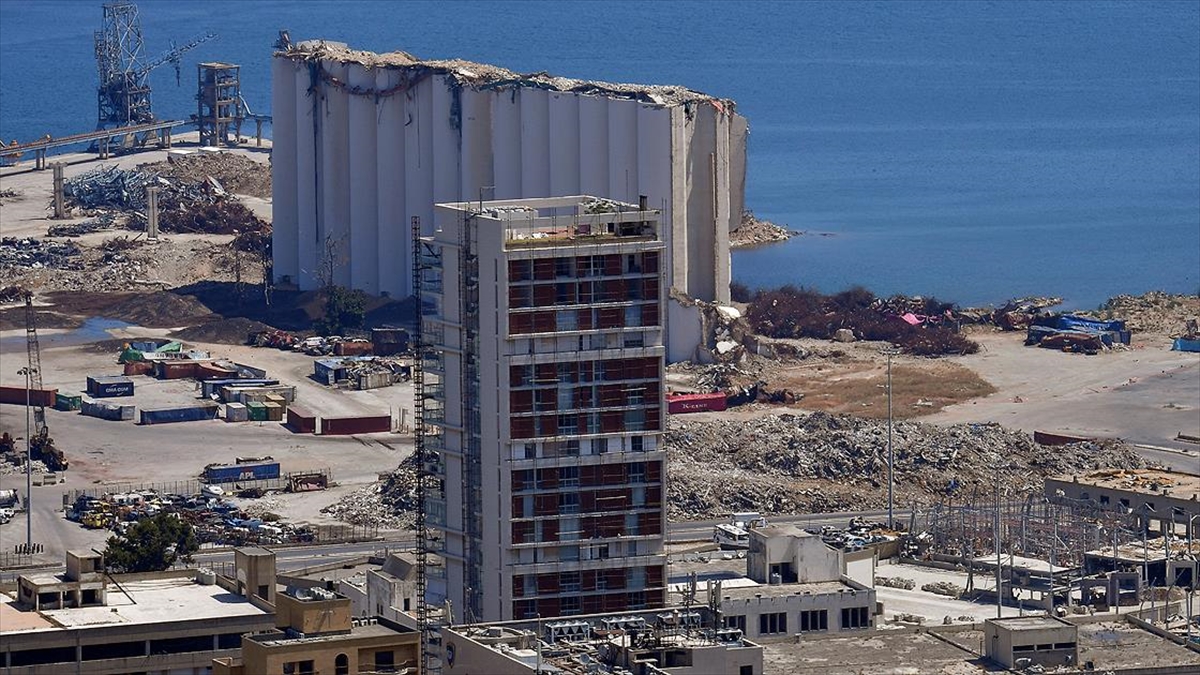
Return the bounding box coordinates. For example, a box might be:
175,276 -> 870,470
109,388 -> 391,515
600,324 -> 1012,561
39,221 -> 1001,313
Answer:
271,40 -> 748,356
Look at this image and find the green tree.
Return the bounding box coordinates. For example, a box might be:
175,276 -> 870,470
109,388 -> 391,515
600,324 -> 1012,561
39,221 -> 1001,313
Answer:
103,513 -> 199,573
315,285 -> 367,336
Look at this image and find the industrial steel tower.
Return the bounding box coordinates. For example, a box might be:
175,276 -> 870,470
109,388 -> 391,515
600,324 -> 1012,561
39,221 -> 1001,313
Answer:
94,1 -> 214,131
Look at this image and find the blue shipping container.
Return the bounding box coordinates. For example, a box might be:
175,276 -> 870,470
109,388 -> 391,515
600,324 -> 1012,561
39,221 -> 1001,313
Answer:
205,462 -> 281,483
201,378 -> 279,399
87,376 -> 134,398
139,403 -> 219,425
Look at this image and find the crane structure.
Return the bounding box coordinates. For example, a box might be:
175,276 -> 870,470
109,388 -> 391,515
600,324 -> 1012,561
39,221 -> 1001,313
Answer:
94,1 -> 215,133
22,294 -> 66,472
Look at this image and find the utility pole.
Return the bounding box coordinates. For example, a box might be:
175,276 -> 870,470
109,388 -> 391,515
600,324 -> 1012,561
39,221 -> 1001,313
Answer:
18,365 -> 36,551
880,346 -> 901,530
995,460 -> 1002,618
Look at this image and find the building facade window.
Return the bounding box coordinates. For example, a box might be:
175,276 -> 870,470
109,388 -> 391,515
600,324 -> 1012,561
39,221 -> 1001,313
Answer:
723,615 -> 747,632
841,606 -> 870,629
335,653 -> 350,675
759,612 -> 787,635
799,609 -> 828,632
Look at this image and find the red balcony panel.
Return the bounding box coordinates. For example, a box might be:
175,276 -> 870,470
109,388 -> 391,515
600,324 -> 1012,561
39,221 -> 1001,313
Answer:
511,389 -> 533,414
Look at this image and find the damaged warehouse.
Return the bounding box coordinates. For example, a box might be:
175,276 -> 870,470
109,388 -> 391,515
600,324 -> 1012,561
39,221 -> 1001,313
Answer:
271,40 -> 747,359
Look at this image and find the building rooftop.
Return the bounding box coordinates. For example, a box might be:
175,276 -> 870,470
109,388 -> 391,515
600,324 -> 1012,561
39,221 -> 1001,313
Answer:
0,575 -> 269,634
987,615 -> 1074,631
247,619 -> 415,647
941,622 -> 1200,672
718,580 -> 856,602
279,41 -> 735,108
1086,536 -> 1199,562
437,196 -> 662,250
762,629 -> 1006,675
1051,468 -> 1200,500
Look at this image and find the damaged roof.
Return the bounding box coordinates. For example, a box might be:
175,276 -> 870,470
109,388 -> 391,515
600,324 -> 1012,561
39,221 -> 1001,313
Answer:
277,39 -> 737,108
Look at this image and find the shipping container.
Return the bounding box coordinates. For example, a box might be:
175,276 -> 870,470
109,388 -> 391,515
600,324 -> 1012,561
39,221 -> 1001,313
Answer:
225,402 -> 248,423
1033,430 -> 1098,446
263,402 -> 284,422
123,361 -> 154,376
320,415 -> 391,435
154,361 -> 199,380
204,461 -> 281,483
334,341 -> 373,356
0,386 -> 58,408
358,372 -> 393,390
371,328 -> 409,356
666,392 -> 727,414
229,385 -> 297,405
86,375 -> 134,398
286,405 -> 318,434
54,393 -> 83,411
138,402 -> 219,425
81,399 -> 136,421
246,401 -> 268,422
195,363 -> 239,380
201,378 -> 280,399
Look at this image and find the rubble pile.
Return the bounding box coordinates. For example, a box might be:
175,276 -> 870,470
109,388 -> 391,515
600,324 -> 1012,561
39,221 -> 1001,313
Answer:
729,210 -> 795,248
321,454 -> 419,529
139,152 -> 272,198
1082,291 -> 1200,334
61,164 -> 267,236
0,237 -> 81,270
665,412 -> 1149,520
0,285 -> 26,303
0,459 -> 50,476
875,576 -> 916,590
921,581 -> 962,598
0,188 -> 20,204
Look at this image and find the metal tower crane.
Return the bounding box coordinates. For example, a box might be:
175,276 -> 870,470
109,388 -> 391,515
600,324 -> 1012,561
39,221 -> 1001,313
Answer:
94,1 -> 215,131
21,293 -> 66,472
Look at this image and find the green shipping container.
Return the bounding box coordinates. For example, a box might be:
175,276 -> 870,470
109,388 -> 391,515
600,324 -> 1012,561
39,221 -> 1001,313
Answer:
246,401 -> 268,422
55,393 -> 83,411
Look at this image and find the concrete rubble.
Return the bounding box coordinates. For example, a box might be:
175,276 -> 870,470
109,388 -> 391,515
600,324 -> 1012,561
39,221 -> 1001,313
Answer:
321,453 -> 419,529
665,411 -> 1150,520
874,576 -> 917,590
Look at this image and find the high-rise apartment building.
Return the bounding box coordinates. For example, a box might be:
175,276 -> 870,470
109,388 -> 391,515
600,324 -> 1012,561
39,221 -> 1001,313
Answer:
418,196 -> 667,623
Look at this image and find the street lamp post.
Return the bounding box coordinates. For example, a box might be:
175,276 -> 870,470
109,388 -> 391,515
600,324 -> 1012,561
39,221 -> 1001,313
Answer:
17,365 -> 37,551
880,346 -> 901,530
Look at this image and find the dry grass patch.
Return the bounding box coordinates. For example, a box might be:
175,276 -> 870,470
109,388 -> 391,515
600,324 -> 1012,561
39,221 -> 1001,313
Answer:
773,361 -> 996,419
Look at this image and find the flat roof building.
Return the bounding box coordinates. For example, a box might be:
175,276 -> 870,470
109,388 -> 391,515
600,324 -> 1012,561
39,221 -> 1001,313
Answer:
983,616 -> 1079,670
420,196 -> 668,622
1,563 -> 274,675
1046,469 -> 1200,537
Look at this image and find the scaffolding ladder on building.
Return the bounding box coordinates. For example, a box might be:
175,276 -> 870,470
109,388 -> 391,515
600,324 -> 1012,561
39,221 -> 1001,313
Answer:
412,214 -> 442,675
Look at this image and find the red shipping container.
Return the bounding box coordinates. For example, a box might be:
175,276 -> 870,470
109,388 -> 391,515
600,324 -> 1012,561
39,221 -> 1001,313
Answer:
286,405 -> 318,434
0,385 -> 57,408
334,341 -> 373,356
320,414 -> 391,435
195,363 -> 238,380
156,361 -> 198,380
666,392 -> 728,414
123,361 -> 153,376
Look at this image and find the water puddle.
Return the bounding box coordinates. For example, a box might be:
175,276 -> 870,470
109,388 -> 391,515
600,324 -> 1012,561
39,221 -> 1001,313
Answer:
0,316 -> 136,352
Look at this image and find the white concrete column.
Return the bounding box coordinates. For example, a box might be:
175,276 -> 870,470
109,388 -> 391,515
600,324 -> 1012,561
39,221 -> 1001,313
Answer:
519,88 -> 551,199
294,61 -> 319,289
347,63 -> 380,294
578,95 -> 609,196
607,98 -> 639,203
548,93 -> 580,198
668,106 -> 689,293
431,76 -> 461,206
492,88 -> 522,199
713,107 -> 732,304
270,56 -> 299,285
319,58 -> 352,288
460,87 -> 494,207
405,76 -> 435,238
377,68 -> 408,297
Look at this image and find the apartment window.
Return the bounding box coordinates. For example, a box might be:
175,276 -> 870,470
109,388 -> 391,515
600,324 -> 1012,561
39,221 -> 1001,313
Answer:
759,612 -> 787,635
584,543 -> 610,560
556,283 -> 574,304
282,661 -> 315,675
559,493 -> 580,514
335,654 -> 350,675
841,606 -> 870,629
629,462 -> 646,483
561,594 -> 582,615
556,257 -> 573,278
632,486 -> 646,506
562,440 -> 581,456
625,305 -> 641,326
558,414 -> 579,435
510,286 -> 532,308
558,310 -> 579,330
800,609 -> 828,632
723,615 -> 747,632
624,408 -> 646,430
628,591 -> 647,609
626,512 -> 639,535
560,545 -> 580,561
560,466 -> 580,487
560,571 -> 581,593
630,436 -> 644,453
627,387 -> 645,406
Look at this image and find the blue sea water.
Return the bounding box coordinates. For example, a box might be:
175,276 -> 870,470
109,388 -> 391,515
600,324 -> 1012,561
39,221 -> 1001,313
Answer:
2,0 -> 1197,309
